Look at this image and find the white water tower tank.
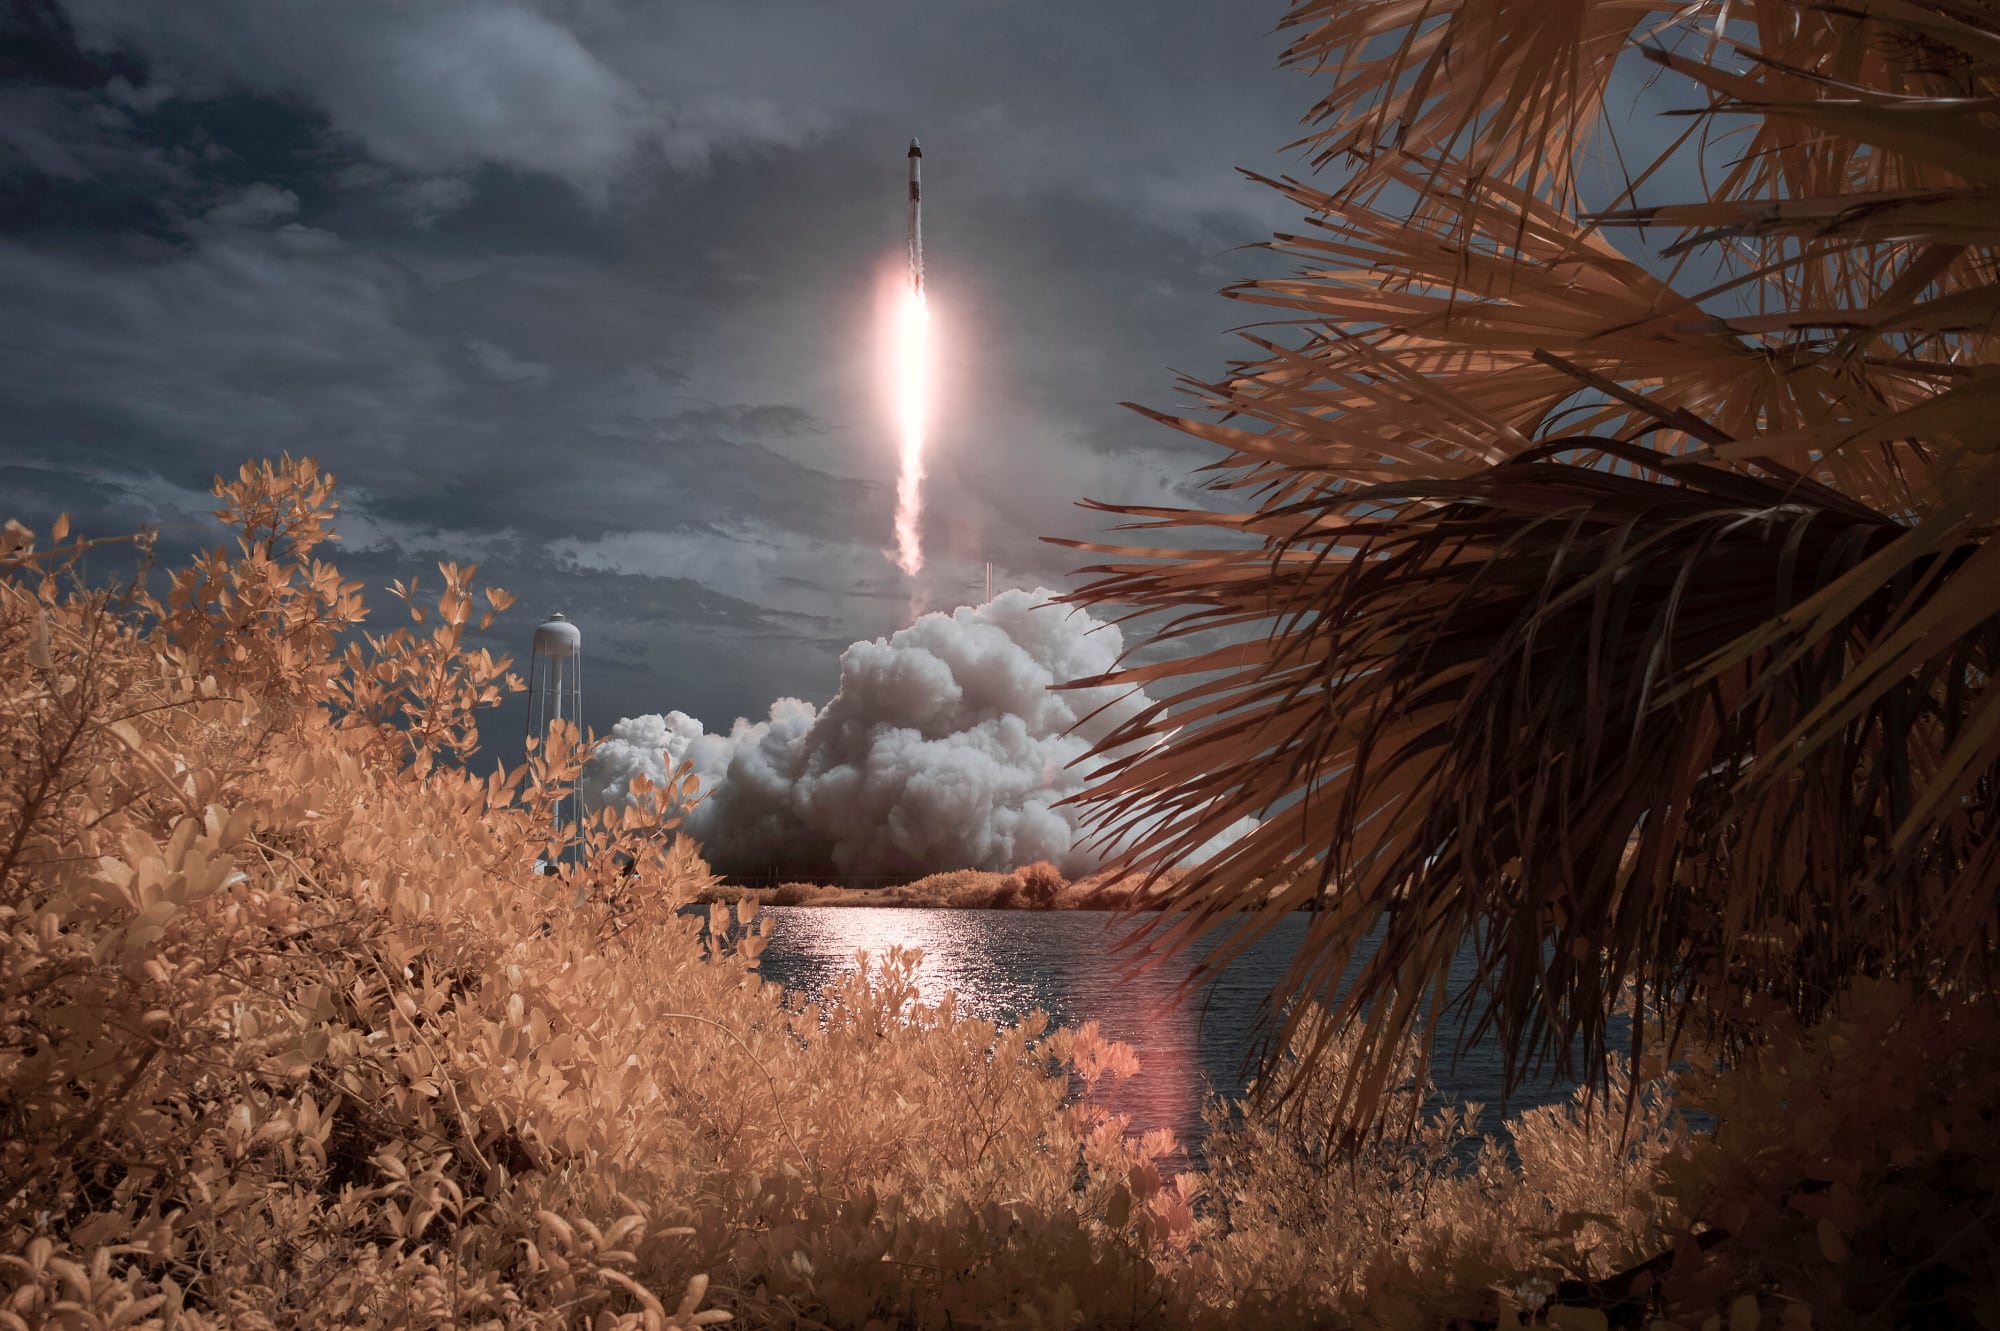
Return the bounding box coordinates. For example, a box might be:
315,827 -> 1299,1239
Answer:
526,612 -> 583,866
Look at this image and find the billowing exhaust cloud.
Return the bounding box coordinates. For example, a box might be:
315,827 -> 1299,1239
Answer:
581,587 -> 1252,878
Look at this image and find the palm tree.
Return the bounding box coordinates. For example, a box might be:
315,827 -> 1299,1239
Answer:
1064,0 -> 2000,1132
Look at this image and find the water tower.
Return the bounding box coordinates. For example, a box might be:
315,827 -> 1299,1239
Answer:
526,612 -> 583,867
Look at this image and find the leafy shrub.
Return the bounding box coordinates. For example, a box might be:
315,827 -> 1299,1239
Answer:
897,868 -> 997,908
1652,983 -> 2000,1330
19,459 -> 1956,1329
763,882 -> 820,907
1171,1009 -> 1688,1327
1011,861 -> 1064,909
1075,882 -> 1139,911
0,462 -> 1193,1329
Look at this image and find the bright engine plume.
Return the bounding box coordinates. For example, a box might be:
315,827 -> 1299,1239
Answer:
891,138 -> 929,577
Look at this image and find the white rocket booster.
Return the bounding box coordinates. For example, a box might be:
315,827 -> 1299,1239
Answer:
907,138 -> 924,295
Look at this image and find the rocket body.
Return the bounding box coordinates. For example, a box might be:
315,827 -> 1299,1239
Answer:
907,138 -> 924,295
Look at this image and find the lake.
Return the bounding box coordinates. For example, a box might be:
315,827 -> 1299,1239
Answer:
754,906 -> 1594,1154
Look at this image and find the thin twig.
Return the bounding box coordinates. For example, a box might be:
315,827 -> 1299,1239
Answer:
654,1011 -> 814,1174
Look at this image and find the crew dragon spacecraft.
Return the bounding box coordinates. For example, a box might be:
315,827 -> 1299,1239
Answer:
907,137 -> 924,295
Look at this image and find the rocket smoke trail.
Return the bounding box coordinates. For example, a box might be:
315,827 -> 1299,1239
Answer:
891,138 -> 930,577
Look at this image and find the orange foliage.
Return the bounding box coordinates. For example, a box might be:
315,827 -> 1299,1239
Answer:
0,460 -> 1188,1328
1652,983 -> 2000,1329
1011,861 -> 1064,909
14,459 -> 1973,1328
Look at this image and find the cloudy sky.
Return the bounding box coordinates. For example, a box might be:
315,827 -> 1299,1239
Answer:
0,0 -> 1328,758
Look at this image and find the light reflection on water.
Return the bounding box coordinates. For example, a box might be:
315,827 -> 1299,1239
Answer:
755,906 -> 1585,1153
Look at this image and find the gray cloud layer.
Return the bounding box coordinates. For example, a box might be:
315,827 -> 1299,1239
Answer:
53,0 -> 799,194
1,0 -> 1312,761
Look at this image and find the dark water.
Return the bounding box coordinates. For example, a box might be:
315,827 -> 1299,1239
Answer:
755,906 -> 1591,1153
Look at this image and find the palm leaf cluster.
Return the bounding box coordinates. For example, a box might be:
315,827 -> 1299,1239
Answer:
1065,0 -> 2000,1130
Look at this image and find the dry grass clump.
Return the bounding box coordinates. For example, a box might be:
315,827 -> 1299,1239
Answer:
760,881 -> 822,908
1176,1010 -> 1687,1327
896,867 -> 1005,908
1168,985 -> 2000,1327
1064,867 -> 1185,911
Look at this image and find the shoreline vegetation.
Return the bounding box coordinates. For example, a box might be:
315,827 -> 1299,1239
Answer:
697,862 -> 1204,912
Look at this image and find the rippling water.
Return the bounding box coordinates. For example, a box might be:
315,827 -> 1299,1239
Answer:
755,906 -> 1590,1152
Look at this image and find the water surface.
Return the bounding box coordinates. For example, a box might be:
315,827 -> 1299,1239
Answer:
755,906 -> 1589,1152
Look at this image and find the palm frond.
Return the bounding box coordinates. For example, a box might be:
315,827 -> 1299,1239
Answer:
1074,443 -> 1995,1127
1278,0 -> 1660,215
1066,0 -> 2000,1134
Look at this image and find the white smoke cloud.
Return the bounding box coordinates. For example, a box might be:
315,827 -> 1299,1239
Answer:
581,587 -> 1253,878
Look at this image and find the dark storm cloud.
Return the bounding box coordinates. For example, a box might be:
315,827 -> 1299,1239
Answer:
0,0 -> 1314,758
50,0 -> 817,195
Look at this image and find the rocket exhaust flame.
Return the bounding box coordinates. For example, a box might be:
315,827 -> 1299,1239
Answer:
891,137 -> 929,577
892,282 -> 929,576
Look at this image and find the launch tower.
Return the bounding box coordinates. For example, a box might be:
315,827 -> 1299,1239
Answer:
526,611 -> 584,868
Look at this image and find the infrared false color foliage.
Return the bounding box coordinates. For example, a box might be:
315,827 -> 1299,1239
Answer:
10,0 -> 2000,1322
15,458 -> 1943,1330
0,460 -> 1697,1329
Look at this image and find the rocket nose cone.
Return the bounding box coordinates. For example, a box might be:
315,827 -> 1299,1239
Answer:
908,138 -> 922,157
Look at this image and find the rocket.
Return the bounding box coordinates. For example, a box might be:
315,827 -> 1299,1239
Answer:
907,138 -> 924,295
